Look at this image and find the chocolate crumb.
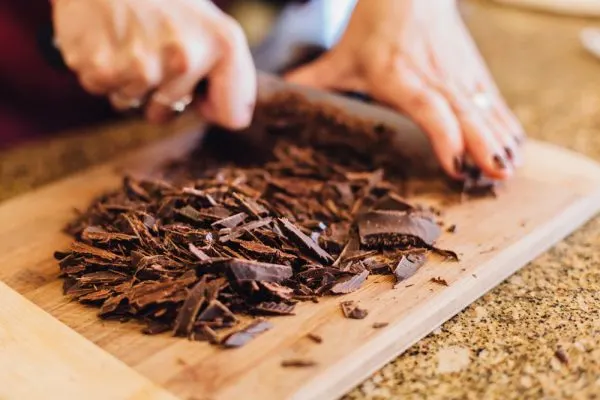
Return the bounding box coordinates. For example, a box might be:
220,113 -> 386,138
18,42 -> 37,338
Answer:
306,333 -> 323,344
372,322 -> 389,329
281,359 -> 317,368
430,277 -> 449,286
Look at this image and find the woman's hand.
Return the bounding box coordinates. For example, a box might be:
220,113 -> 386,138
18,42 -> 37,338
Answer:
286,0 -> 525,180
52,0 -> 256,129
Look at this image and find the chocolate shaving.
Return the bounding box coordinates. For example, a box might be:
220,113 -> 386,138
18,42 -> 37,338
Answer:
222,319 -> 273,348
278,218 -> 334,264
393,253 -> 426,283
330,270 -> 369,294
173,277 -> 208,336
372,322 -> 389,329
281,359 -> 317,368
254,302 -> 296,315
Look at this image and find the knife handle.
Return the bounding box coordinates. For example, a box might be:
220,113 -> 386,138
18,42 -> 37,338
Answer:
37,22 -> 209,97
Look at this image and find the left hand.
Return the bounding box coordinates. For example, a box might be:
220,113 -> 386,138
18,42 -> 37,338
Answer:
286,0 -> 525,180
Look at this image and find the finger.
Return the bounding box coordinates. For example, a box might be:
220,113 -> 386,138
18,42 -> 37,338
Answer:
145,35 -> 217,124
118,46 -> 162,99
285,52 -> 366,94
374,66 -> 465,179
455,103 -> 512,179
196,18 -> 257,130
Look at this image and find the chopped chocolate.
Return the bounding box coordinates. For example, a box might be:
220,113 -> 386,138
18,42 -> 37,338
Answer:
330,270 -> 369,294
446,224 -> 457,234
281,359 -> 317,368
188,243 -> 210,261
173,280 -> 208,337
340,301 -> 369,319
393,253 -> 426,283
278,218 -> 334,264
430,277 -> 449,286
54,92 -> 467,348
306,333 -> 323,344
197,258 -> 292,283
254,302 -> 296,315
222,319 -> 273,348
372,322 -> 389,329
358,211 -> 441,248
212,212 -> 248,229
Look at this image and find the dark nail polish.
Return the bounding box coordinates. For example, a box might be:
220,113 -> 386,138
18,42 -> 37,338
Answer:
493,154 -> 507,170
504,147 -> 514,161
453,156 -> 464,174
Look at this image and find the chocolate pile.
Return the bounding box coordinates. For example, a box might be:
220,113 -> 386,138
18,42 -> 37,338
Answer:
54,93 -> 458,348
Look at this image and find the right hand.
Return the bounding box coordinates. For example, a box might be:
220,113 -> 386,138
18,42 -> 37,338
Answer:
52,0 -> 256,129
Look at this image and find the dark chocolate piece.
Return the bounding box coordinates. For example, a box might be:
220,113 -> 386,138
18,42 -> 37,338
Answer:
222,319 -> 273,348
358,210 -> 441,248
340,301 -> 368,319
254,302 -> 296,315
278,218 -> 334,264
393,253 -> 426,283
330,270 -> 369,294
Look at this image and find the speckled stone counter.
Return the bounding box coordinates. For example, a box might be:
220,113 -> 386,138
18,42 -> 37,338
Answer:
1,1 -> 599,398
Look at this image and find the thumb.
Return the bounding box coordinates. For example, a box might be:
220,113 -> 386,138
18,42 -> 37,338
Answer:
285,53 -> 361,92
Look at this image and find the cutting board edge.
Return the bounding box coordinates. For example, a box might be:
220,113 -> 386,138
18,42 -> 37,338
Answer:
292,187 -> 600,400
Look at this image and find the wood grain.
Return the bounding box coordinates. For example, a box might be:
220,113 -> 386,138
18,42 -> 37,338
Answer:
0,280 -> 177,400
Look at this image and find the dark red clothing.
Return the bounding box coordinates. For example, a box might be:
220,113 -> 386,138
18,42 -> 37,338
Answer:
0,0 -> 268,149
0,1 -> 117,149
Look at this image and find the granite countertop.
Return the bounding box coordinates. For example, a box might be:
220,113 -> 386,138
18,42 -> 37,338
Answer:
1,1 -> 599,398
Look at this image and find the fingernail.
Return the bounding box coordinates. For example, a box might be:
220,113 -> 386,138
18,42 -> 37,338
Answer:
453,156 -> 464,175
493,154 -> 507,170
514,135 -> 524,145
504,147 -> 514,161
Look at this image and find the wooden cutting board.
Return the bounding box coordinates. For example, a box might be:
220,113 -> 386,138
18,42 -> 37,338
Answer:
1,91 -> 600,399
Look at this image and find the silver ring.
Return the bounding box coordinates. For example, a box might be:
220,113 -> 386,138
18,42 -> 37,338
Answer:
472,92 -> 492,110
153,93 -> 193,113
110,92 -> 143,109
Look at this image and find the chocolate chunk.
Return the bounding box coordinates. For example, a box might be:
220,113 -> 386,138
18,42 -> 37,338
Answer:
198,258 -> 292,283
446,224 -> 457,234
278,218 -> 334,264
330,270 -> 369,294
358,210 -> 441,248
222,319 -> 273,348
340,301 -> 368,319
197,299 -> 237,323
172,278 -> 208,337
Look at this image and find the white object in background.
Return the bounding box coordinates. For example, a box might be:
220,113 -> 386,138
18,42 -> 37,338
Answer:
493,0 -> 600,17
580,27 -> 600,59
